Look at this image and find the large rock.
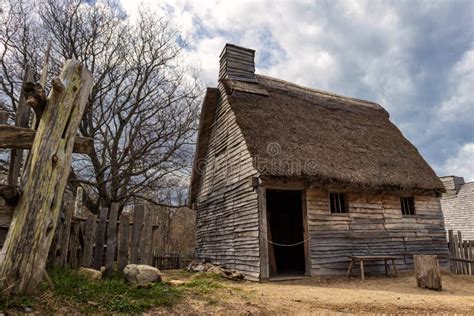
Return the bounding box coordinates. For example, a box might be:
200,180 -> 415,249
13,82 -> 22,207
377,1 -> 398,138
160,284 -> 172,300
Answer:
77,267 -> 102,281
123,264 -> 162,286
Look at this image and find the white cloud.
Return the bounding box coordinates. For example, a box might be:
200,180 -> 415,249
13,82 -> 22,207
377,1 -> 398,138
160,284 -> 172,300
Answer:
441,143 -> 474,181
437,48 -> 474,122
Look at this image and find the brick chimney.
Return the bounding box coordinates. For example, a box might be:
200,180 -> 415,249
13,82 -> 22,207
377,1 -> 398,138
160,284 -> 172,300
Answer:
219,43 -> 257,83
440,175 -> 465,195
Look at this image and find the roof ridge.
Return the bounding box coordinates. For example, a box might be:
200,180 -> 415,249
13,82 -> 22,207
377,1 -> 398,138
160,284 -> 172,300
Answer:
256,74 -> 387,113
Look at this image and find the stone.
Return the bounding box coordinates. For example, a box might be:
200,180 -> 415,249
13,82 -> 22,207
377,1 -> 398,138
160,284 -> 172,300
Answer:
168,280 -> 186,286
123,264 -> 162,286
77,267 -> 102,281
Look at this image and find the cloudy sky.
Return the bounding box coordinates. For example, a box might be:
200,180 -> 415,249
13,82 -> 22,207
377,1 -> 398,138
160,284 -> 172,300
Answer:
122,0 -> 474,180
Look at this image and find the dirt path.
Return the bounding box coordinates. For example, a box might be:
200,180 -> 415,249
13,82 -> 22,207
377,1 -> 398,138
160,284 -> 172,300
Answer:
156,271 -> 474,314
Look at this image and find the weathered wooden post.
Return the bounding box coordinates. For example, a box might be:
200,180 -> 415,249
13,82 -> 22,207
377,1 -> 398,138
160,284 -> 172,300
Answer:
117,213 -> 131,273
0,60 -> 93,294
104,203 -> 119,277
414,255 -> 442,291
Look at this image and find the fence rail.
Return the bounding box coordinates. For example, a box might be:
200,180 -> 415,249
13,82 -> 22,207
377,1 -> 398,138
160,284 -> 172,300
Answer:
447,230 -> 473,275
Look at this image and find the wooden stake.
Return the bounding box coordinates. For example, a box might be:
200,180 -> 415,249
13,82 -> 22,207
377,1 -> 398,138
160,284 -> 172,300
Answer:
0,60 -> 93,294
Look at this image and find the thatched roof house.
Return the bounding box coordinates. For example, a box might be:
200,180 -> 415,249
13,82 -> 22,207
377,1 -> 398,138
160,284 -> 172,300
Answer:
190,44 -> 447,280
440,176 -> 474,240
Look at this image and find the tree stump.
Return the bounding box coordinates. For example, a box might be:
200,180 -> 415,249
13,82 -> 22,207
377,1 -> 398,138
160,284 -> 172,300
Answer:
0,60 -> 92,294
414,255 -> 442,291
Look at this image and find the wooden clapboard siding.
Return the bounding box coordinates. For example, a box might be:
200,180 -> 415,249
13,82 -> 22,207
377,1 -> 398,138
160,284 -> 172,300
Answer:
306,188 -> 448,276
195,83 -> 260,281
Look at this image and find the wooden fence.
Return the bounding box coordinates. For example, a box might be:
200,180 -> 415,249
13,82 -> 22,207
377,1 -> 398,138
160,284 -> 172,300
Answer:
153,253 -> 194,270
447,230 -> 473,275
48,191 -> 158,275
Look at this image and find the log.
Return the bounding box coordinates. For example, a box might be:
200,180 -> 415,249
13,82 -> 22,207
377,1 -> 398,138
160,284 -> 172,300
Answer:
104,203 -> 119,277
0,60 -> 93,294
414,255 -> 442,291
0,125 -> 93,154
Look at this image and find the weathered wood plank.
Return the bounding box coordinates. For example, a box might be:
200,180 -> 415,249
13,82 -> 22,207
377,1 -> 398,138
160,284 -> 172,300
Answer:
130,204 -> 145,264
93,207 -> 109,270
117,213 -> 130,274
58,201 -> 74,266
8,64 -> 33,186
139,207 -> 153,265
104,203 -> 119,277
82,214 -> 97,268
0,125 -> 93,154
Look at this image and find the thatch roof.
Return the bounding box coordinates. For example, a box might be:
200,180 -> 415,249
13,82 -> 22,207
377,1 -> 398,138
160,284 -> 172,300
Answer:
225,74 -> 443,193
189,72 -> 444,204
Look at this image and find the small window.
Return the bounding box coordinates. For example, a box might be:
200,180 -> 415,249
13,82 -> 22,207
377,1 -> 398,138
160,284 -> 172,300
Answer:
400,196 -> 415,215
329,192 -> 348,213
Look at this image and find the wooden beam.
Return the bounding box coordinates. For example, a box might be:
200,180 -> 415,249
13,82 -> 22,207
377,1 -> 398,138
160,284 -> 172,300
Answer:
0,125 -> 93,154
0,60 -> 93,294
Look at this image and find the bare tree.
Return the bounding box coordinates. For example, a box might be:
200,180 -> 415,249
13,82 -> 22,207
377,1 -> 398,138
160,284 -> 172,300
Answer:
0,0 -> 201,213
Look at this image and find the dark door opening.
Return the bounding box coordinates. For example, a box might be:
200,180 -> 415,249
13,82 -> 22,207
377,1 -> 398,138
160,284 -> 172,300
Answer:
266,189 -> 306,276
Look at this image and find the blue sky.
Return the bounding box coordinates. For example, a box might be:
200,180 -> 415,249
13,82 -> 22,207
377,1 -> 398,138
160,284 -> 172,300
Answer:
122,0 -> 474,180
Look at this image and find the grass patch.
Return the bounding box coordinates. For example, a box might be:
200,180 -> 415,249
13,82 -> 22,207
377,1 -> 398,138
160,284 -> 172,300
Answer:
184,274 -> 223,295
49,267 -> 183,313
0,268 -> 228,313
43,267 -> 182,314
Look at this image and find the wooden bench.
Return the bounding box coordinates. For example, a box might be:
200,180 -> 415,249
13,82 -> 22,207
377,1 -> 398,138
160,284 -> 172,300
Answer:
346,255 -> 400,280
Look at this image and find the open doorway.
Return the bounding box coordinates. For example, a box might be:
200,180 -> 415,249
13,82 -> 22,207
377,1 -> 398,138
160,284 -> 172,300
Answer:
266,189 -> 306,276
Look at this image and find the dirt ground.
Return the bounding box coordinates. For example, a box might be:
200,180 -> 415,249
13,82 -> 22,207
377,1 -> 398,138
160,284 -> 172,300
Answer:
155,270 -> 474,315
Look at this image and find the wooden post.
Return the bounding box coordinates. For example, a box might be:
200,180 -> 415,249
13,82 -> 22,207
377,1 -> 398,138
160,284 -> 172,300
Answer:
68,221 -> 81,268
58,201 -> 74,266
448,230 -> 454,273
73,187 -> 84,219
7,64 -> 33,187
104,203 -> 119,277
130,204 -> 145,264
117,213 -> 130,273
93,207 -> 108,270
82,214 -> 97,268
0,60 -> 93,294
139,208 -> 153,265
0,111 -> 8,124
469,241 -> 473,275
414,255 -> 442,291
